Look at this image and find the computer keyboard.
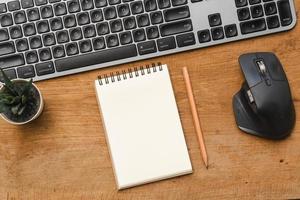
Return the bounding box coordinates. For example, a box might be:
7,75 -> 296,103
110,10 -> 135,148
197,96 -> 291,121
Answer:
0,0 -> 297,81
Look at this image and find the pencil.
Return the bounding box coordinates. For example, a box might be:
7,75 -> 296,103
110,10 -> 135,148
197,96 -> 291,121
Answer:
182,67 -> 208,169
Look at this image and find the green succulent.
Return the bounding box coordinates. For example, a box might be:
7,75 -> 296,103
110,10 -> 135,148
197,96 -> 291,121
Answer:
0,69 -> 34,116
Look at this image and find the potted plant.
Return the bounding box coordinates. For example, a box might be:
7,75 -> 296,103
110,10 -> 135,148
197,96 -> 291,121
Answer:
0,69 -> 44,125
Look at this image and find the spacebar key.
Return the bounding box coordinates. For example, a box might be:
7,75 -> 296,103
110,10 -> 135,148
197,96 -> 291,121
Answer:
55,45 -> 138,72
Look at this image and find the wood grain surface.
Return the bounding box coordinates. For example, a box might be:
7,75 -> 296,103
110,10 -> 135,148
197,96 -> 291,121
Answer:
1,3 -> 300,199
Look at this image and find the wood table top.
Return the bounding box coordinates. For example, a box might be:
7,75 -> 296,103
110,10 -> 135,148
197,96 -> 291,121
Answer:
1,2 -> 300,199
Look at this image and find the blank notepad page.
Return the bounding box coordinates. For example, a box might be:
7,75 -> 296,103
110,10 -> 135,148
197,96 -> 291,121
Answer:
95,64 -> 192,189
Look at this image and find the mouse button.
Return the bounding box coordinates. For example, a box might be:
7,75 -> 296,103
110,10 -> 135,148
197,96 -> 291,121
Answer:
259,53 -> 286,81
239,54 -> 262,87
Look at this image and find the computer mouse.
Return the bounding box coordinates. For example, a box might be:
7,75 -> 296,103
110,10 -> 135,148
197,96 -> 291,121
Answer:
232,52 -> 296,139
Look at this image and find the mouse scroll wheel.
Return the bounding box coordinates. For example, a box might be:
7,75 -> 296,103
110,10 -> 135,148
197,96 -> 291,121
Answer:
257,60 -> 267,76
247,90 -> 255,104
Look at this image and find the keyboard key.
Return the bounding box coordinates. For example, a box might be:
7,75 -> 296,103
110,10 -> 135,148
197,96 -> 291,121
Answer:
144,0 -> 157,12
50,18 -> 63,31
0,54 -> 25,68
35,61 -> 55,76
106,34 -> 119,47
49,0 -> 61,3
17,65 -> 35,78
67,0 -> 80,13
208,13 -> 222,27
123,16 -> 136,30
9,25 -> 23,39
150,11 -> 163,24
278,0 -> 292,26
27,8 -> 40,21
211,27 -> 224,40
92,37 -> 106,50
137,14 -> 150,27
0,41 -> 15,56
119,31 -> 132,45
52,45 -> 65,58
23,23 -> 36,36
160,19 -> 192,37
0,14 -> 13,27
39,48 -> 52,61
37,20 -> 50,33
83,25 -> 96,37
224,24 -> 238,38
65,42 -> 79,55
237,7 -> 250,21
96,22 -> 110,35
235,0 -> 247,7
146,26 -> 159,39
137,40 -> 157,55
176,32 -> 195,47
56,30 -> 69,43
35,0 -> 47,6
43,33 -> 56,46
0,4 -> 7,14
21,0 -> 34,8
79,39 -> 92,52
29,36 -> 42,49
40,5 -> 54,19
90,9 -> 103,22
54,2 -> 67,16
133,28 -> 146,42
95,0 -> 107,7
108,0 -> 121,5
171,0 -> 187,6
69,27 -> 83,40
117,4 -> 130,17
249,0 -> 261,4
157,0 -> 170,9
55,44 -> 138,72
64,14 -> 77,28
110,19 -> 123,32
198,29 -> 211,43
7,1 -> 20,11
267,15 -> 280,29
14,11 -> 27,24
16,38 -> 29,51
131,1 -> 143,14
164,6 -> 189,22
81,0 -> 94,10
25,50 -> 38,64
104,6 -> 117,20
264,2 -> 277,16
0,69 -> 17,82
77,12 -> 90,25
157,36 -> 176,51
0,29 -> 9,42
251,5 -> 263,18
240,18 -> 266,34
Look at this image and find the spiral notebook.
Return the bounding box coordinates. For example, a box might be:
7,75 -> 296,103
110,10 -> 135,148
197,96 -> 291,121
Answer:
94,63 -> 192,190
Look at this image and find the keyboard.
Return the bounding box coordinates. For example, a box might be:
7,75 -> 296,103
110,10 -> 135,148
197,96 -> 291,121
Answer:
0,0 -> 297,82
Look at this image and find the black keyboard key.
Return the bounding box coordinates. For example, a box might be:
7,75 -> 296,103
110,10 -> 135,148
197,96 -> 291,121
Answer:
16,39 -> 29,52
79,39 -> 92,52
95,0 -> 107,7
198,29 -> 211,43
267,15 -> 280,29
0,14 -> 13,27
278,0 -> 292,26
27,8 -> 40,21
0,41 -> 15,56
17,65 -> 35,79
157,36 -> 176,51
110,19 -> 123,32
64,14 -> 77,28
0,54 -> 25,68
25,50 -> 38,64
21,0 -> 34,8
123,16 -> 136,30
77,12 -> 90,25
43,33 -> 56,46
23,23 -> 36,36
137,40 -> 157,55
83,25 -> 96,37
37,20 -> 50,33
39,48 -> 52,61
119,31 -> 132,45
157,0 -> 170,9
54,2 -> 67,16
264,2 -> 277,15
144,0 -> 157,12
208,13 -> 222,27
133,28 -> 146,42
176,32 -> 195,47
69,27 -> 83,40
81,0 -> 94,10
35,0 -> 47,6
106,34 -> 119,47
137,14 -> 150,27
92,37 -> 106,50
0,4 -> 7,14
117,4 -> 130,17
160,19 -> 192,37
237,7 -> 250,21
9,26 -> 23,39
29,36 -> 42,49
35,62 -> 55,76
0,29 -> 9,41
14,11 -> 27,24
240,18 -> 266,34
235,0 -> 247,7
131,1 -> 143,14
49,0 -> 61,3
150,11 -> 163,24
171,0 -> 186,6
50,18 -> 63,31
211,27 -> 224,40
96,22 -> 110,35
249,0 -> 261,4
67,0 -> 80,13
7,1 -> 20,11
90,9 -> 103,22
52,45 -> 65,58
164,6 -> 189,22
56,30 -> 69,43
65,42 -> 79,55
55,44 -> 138,72
40,5 -> 54,19
251,5 -> 263,18
108,0 -> 121,5
104,6 -> 117,20
0,69 -> 17,82
146,26 -> 159,39
225,24 -> 238,38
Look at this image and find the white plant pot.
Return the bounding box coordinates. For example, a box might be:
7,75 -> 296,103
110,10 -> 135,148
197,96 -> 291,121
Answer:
0,79 -> 44,125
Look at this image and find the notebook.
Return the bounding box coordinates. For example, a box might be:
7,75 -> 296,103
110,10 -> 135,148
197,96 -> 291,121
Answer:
94,63 -> 192,190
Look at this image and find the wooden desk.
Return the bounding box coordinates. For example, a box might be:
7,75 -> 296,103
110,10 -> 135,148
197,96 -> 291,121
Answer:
1,4 -> 300,200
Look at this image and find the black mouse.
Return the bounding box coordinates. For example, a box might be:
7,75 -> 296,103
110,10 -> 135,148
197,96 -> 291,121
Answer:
233,52 -> 296,139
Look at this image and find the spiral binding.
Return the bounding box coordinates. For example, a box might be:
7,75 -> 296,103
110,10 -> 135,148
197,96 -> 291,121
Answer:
97,62 -> 163,86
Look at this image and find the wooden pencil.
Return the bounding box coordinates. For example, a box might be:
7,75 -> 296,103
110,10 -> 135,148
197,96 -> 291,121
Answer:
182,67 -> 208,169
